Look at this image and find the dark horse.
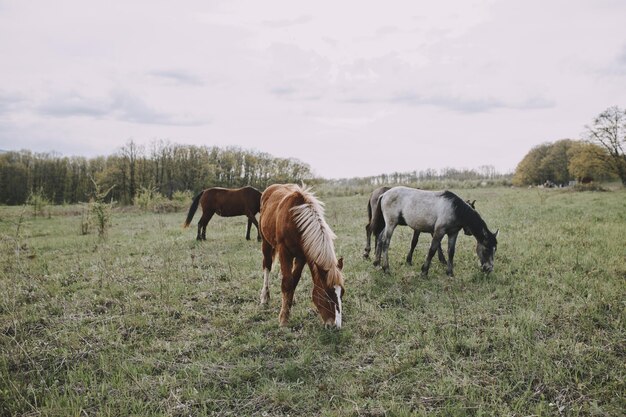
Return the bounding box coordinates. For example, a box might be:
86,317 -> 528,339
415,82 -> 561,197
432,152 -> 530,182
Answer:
373,186 -> 497,276
183,186 -> 262,241
259,184 -> 345,328
365,186 -> 476,265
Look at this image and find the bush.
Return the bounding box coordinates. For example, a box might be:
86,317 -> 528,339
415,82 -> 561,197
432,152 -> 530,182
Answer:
27,187 -> 50,218
134,187 -> 190,213
572,183 -> 607,192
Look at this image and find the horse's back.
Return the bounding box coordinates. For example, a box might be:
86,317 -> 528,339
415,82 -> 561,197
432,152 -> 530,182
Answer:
204,186 -> 261,216
369,186 -> 390,214
260,184 -> 304,247
381,187 -> 453,232
261,184 -> 298,209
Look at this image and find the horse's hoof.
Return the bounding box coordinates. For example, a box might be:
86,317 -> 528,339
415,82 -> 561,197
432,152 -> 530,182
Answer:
260,293 -> 269,304
406,260 -> 413,266
372,260 -> 380,266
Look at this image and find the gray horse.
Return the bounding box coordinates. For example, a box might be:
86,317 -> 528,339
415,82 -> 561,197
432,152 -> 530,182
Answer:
372,186 -> 497,276
365,186 -> 476,266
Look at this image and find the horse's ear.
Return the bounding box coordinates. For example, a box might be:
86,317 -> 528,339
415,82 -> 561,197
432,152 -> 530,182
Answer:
494,229 -> 499,238
337,257 -> 344,270
471,200 -> 476,208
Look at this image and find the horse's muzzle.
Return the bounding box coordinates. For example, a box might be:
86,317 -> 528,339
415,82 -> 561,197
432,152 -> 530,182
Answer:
324,319 -> 342,330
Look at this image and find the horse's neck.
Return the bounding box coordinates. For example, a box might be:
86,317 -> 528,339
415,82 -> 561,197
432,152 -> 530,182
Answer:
464,210 -> 488,240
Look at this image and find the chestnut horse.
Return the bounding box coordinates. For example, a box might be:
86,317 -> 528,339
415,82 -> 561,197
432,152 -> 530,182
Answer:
259,184 -> 345,328
183,186 -> 262,241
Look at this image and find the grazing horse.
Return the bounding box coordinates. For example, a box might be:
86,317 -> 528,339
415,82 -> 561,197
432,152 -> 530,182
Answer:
365,187 -> 477,265
259,184 -> 345,328
365,186 -> 446,265
183,186 -> 262,241
373,186 -> 497,276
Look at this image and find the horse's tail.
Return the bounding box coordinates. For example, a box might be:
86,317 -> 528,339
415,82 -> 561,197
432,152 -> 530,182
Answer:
183,191 -> 203,228
366,196 -> 373,225
371,195 -> 386,237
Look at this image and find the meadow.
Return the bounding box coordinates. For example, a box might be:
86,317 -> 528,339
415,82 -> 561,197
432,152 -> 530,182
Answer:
0,186 -> 624,416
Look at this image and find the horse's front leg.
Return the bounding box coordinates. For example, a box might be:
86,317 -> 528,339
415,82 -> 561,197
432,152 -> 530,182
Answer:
278,251 -> 297,327
251,215 -> 261,242
421,231 -> 444,276
446,232 -> 459,277
439,232 -> 459,277
434,233 -> 447,265
406,230 -> 420,265
245,217 -> 252,240
260,240 -> 274,304
290,257 -> 305,306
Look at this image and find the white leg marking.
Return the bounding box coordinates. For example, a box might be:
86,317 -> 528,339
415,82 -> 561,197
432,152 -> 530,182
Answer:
260,268 -> 270,304
334,285 -> 342,329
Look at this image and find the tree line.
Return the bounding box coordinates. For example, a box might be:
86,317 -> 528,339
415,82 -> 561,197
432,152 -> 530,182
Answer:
0,141 -> 313,205
513,106 -> 626,186
512,139 -> 616,186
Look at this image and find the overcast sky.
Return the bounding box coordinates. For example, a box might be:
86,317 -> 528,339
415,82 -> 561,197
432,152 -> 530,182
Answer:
1,0 -> 625,178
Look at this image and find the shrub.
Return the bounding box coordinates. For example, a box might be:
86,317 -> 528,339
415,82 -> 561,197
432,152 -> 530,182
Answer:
27,187 -> 50,218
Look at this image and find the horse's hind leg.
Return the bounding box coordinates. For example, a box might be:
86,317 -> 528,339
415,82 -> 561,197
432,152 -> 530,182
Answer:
379,223 -> 397,273
406,230 -> 420,265
373,229 -> 383,266
197,211 -> 214,240
260,239 -> 274,304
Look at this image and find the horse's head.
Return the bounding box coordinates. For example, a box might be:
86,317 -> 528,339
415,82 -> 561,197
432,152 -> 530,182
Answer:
312,258 -> 345,329
476,229 -> 498,273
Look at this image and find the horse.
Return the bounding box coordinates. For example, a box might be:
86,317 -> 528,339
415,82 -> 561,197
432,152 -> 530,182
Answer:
373,186 -> 497,277
259,184 -> 345,328
183,186 -> 262,241
364,186 -> 476,265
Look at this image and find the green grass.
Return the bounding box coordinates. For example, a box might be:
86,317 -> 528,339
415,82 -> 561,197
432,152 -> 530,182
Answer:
1,187 -> 624,416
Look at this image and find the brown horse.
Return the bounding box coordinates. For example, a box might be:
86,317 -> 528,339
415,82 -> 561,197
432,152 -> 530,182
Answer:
183,186 -> 262,241
259,184 -> 345,328
365,186 -> 476,265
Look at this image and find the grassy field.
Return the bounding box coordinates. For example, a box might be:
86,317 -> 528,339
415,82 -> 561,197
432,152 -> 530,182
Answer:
1,187 -> 624,416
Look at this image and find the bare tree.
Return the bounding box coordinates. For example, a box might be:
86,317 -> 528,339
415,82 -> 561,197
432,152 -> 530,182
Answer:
119,139 -> 143,203
585,106 -> 626,185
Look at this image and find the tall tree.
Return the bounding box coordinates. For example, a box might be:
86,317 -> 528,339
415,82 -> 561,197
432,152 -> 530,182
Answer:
567,142 -> 615,182
119,139 -> 142,203
585,106 -> 626,185
512,143 -> 551,186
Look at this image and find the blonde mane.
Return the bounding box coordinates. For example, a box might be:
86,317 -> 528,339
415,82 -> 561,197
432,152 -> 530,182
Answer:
290,186 -> 343,287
